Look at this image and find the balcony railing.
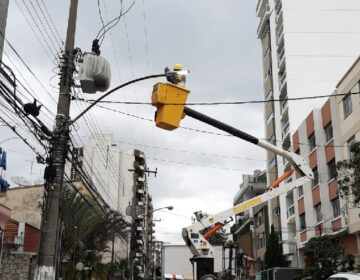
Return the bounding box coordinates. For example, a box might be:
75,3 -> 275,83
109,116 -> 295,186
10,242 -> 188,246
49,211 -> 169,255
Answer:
282,122 -> 289,139
278,47 -> 285,62
280,71 -> 287,90
287,205 -> 295,218
280,98 -> 288,114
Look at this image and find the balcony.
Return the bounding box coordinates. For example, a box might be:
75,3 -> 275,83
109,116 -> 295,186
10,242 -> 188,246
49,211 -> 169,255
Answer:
256,0 -> 267,17
278,51 -> 286,73
257,4 -> 271,38
280,98 -> 288,115
275,0 -> 282,16
282,132 -> 291,151
279,71 -> 287,91
275,9 -> 283,25
282,122 -> 289,139
277,26 -> 284,48
278,47 -> 285,64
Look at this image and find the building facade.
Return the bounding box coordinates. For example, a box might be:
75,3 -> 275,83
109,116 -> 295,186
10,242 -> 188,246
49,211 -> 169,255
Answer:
332,56 -> 360,257
290,105 -> 352,265
233,170 -> 267,272
256,0 -> 360,257
71,134 -> 154,276
283,55 -> 360,265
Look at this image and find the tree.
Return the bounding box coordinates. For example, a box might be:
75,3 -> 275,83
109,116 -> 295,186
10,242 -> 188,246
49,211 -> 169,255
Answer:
337,142 -> 360,205
60,187 -> 128,279
301,235 -> 354,280
264,225 -> 286,269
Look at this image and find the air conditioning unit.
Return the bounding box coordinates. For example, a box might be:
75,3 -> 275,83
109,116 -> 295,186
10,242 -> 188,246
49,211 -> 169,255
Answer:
78,53 -> 111,93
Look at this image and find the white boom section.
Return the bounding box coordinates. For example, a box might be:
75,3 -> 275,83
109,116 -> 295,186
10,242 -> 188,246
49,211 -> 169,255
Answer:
182,176 -> 311,258
257,139 -> 313,180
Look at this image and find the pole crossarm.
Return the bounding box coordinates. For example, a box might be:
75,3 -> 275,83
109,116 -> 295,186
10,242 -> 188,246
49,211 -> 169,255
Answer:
71,73 -> 165,124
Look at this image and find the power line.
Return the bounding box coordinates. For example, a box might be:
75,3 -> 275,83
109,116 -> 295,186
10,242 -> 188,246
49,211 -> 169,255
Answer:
75,91 -> 360,106
75,100 -> 354,150
96,0 -> 135,45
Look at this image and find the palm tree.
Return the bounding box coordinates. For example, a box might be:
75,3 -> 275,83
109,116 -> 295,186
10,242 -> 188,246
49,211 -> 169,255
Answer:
60,186 -> 129,279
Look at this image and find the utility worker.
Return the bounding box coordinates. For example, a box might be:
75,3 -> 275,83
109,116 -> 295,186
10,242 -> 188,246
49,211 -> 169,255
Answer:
165,64 -> 188,87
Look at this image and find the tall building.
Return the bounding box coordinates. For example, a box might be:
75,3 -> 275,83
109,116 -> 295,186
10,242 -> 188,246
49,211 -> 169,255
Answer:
256,0 -> 360,259
70,134 -> 154,275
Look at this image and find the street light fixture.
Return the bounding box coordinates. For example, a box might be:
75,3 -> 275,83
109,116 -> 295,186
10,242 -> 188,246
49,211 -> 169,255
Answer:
150,205 -> 174,214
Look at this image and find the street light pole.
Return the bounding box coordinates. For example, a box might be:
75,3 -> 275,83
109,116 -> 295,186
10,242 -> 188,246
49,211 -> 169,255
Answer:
35,1 -> 78,279
145,206 -> 173,280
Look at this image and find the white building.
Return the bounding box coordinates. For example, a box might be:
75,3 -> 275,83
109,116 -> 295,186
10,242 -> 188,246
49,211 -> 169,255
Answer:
256,0 -> 360,262
70,134 -> 148,261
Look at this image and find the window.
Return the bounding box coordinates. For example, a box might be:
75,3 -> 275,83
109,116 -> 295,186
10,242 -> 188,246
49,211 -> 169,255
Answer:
327,159 -> 336,181
268,157 -> 277,170
298,185 -> 303,197
312,168 -> 319,188
332,197 -> 340,218
257,234 -> 265,249
266,111 -> 275,125
314,203 -> 322,223
272,207 -> 280,218
343,94 -> 352,118
263,46 -> 271,61
266,89 -> 274,101
324,122 -> 333,142
347,136 -> 356,160
268,134 -> 276,144
299,213 -> 306,231
264,68 -> 272,81
308,133 -> 316,151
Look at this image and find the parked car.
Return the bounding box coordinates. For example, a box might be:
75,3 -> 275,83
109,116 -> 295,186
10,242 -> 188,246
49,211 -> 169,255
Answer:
328,272 -> 360,280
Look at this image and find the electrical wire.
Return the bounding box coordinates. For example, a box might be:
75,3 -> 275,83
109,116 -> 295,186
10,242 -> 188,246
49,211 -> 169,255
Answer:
76,100 -> 355,151
96,0 -> 136,45
75,91 -> 360,106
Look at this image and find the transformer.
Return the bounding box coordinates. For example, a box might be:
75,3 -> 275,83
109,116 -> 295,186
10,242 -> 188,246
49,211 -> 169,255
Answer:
78,52 -> 111,93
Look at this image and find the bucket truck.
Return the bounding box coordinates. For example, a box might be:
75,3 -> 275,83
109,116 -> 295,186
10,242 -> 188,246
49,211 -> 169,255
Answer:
151,65 -> 314,280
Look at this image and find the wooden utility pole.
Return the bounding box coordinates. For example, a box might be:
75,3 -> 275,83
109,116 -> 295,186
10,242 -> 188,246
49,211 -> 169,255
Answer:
35,1 -> 78,279
0,0 -> 9,62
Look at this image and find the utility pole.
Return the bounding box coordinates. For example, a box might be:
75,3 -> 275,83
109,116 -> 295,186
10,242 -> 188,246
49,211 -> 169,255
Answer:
0,0 -> 9,62
35,1 -> 78,279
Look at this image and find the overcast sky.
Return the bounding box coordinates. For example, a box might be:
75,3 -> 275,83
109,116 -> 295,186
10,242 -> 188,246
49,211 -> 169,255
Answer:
0,0 -> 268,244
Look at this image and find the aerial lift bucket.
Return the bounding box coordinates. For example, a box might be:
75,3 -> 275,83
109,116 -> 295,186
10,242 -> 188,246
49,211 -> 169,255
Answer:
151,83 -> 190,130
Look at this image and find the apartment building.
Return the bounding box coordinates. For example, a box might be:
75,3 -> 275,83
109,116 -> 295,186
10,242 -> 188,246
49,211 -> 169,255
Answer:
256,0 -> 360,257
291,106 -> 343,265
71,134 -> 154,275
332,56 -> 360,256
129,149 -> 154,278
233,170 -> 267,272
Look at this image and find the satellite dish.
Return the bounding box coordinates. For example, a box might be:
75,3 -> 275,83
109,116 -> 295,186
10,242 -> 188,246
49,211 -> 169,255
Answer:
11,176 -> 30,187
